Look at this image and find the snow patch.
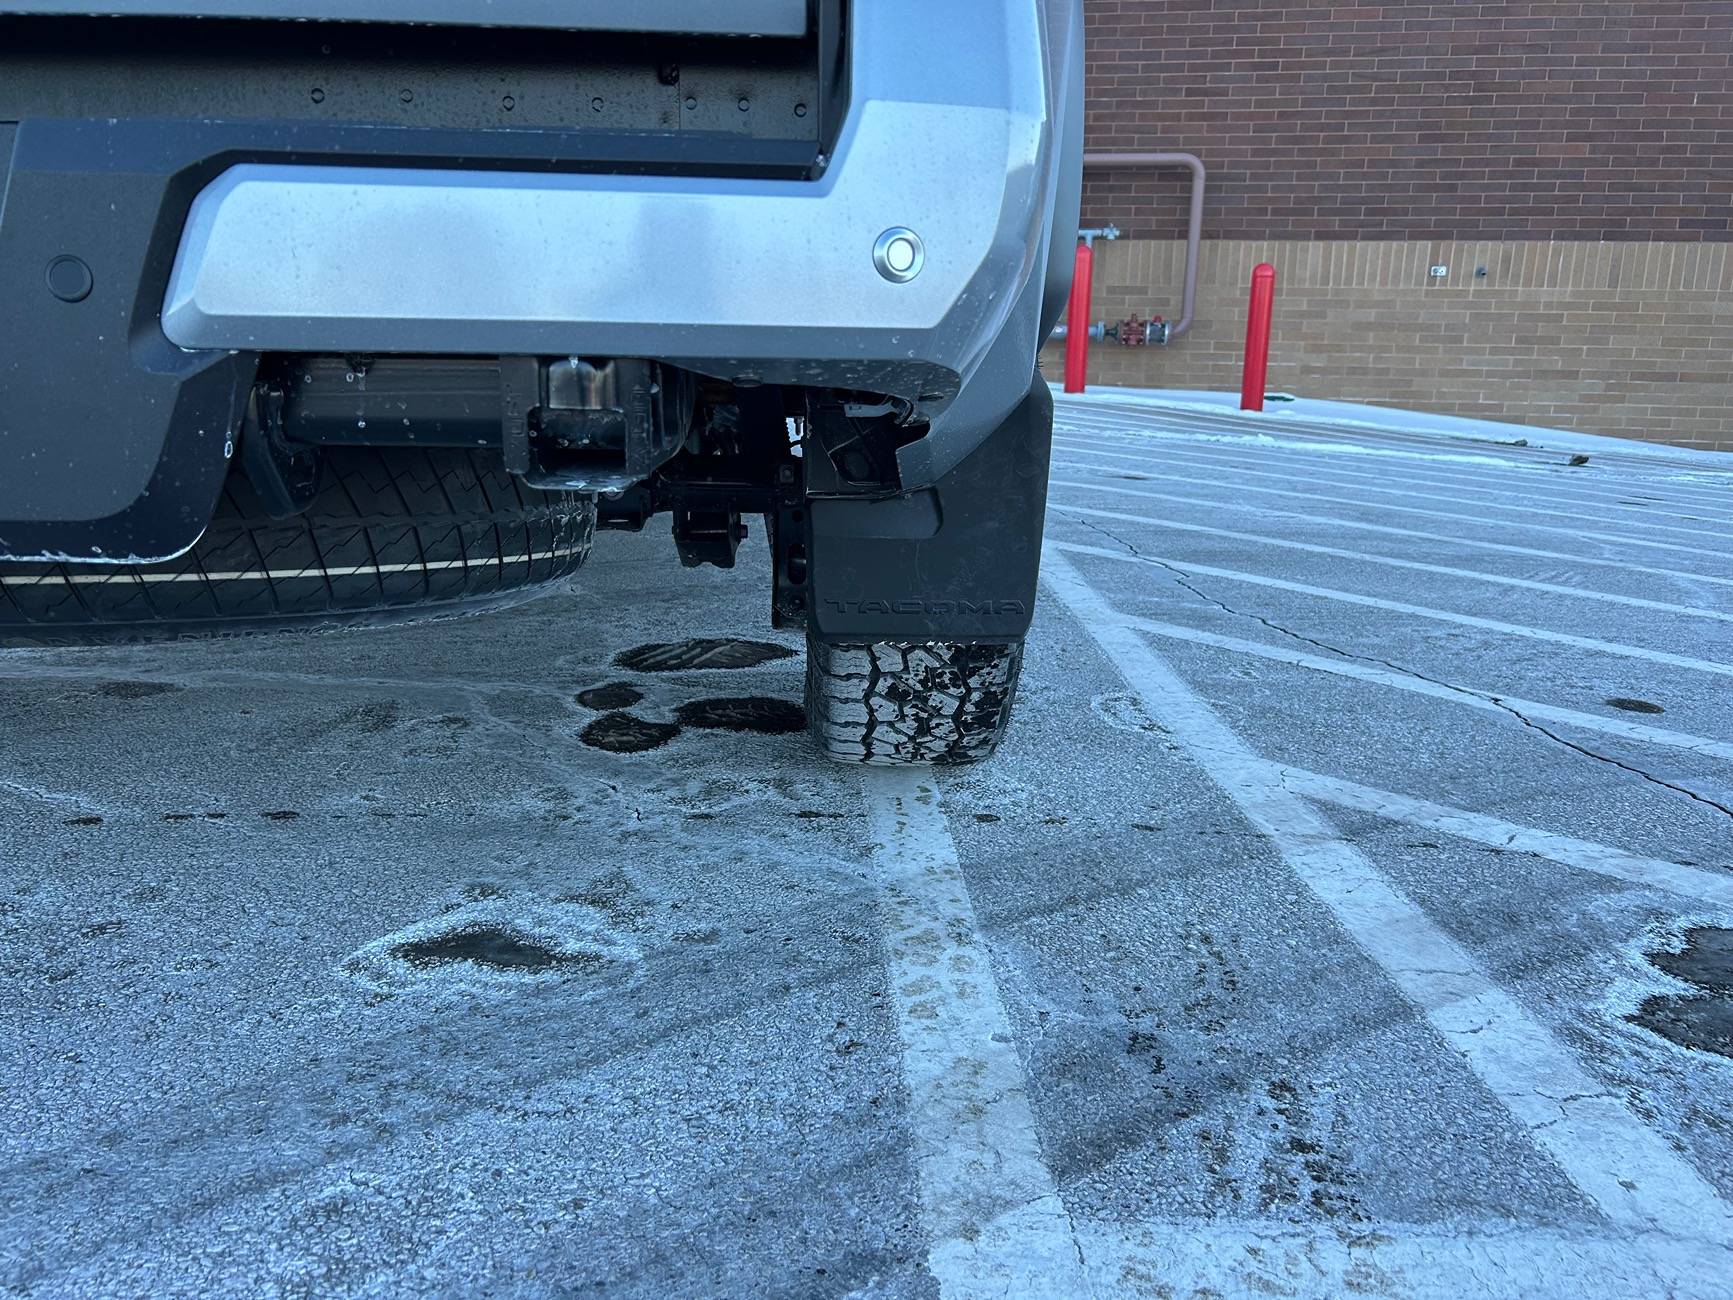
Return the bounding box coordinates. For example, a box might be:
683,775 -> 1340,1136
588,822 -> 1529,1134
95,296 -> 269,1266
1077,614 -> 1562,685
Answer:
343,895 -> 639,996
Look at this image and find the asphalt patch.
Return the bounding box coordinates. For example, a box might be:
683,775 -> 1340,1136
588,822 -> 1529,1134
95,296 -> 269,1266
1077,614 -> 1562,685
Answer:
1629,926 -> 1733,1059
672,697 -> 806,734
390,925 -> 602,974
614,638 -> 796,672
576,681 -> 645,710
580,711 -> 681,753
1606,697 -> 1665,714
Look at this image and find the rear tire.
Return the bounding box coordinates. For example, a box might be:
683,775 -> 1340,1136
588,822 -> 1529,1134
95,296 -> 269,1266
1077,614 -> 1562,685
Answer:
805,638 -> 1024,765
0,448 -> 594,646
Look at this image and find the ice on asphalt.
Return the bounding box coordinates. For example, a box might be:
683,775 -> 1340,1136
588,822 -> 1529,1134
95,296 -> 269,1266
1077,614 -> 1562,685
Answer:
3,389 -> 1731,1298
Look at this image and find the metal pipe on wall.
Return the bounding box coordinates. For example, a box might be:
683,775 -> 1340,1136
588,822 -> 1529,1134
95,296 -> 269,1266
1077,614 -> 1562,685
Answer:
1080,151 -> 1206,340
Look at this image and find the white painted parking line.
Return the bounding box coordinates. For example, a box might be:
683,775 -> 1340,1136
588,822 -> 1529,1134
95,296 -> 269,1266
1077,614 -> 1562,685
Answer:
1055,412 -> 1733,516
1054,414 -> 1561,475
1053,454 -> 1733,560
1117,613 -> 1733,764
1053,404 -> 1573,466
1074,424 -> 1733,513
1053,433 -> 1733,533
1050,540 -> 1733,678
1051,502 -> 1733,625
1051,479 -> 1733,589
1053,441 -> 1733,546
1055,405 -> 1552,463
1075,1221 -> 1733,1300
1055,400 -> 1733,484
1041,546 -> 1733,1250
1058,400 -> 1733,487
1054,427 -> 1733,526
857,768 -> 1085,1299
1276,768 -> 1733,907
1052,410 -> 1534,471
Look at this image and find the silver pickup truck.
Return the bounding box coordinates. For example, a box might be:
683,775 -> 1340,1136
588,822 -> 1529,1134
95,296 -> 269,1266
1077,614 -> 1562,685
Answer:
0,0 -> 1083,763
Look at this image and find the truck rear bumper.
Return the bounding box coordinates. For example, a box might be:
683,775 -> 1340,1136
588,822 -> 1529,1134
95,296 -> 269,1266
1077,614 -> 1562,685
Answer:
0,0 -> 1081,563
163,93 -> 1030,380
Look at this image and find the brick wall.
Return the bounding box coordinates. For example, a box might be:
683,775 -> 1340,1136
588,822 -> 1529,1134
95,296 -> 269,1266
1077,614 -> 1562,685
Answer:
1083,0 -> 1733,241
1072,1 -> 1733,445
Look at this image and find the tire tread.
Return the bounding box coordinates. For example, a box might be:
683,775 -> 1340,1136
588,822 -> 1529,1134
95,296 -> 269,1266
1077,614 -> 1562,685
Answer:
0,448 -> 593,645
804,638 -> 1023,766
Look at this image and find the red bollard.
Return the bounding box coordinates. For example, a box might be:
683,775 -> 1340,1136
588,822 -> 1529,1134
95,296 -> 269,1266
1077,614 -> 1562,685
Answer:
1241,262 -> 1277,412
1063,240 -> 1095,394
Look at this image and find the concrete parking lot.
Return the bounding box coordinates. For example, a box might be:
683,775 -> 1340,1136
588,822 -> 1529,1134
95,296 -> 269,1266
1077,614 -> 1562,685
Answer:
4,389 -> 1732,1299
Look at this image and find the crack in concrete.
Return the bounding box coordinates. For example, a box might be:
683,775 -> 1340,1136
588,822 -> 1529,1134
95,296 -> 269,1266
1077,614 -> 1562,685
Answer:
1063,513 -> 1733,822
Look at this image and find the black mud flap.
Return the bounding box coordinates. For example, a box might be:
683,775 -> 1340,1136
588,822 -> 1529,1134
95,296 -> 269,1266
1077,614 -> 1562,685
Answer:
807,374 -> 1052,645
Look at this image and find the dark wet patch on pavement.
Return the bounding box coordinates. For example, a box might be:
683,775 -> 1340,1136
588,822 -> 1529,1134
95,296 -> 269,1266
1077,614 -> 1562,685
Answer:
576,681 -> 644,710
1630,927 -> 1733,1059
580,712 -> 681,753
673,697 -> 805,734
580,694 -> 805,750
614,638 -> 796,672
390,925 -> 603,974
344,895 -> 637,994
1606,697 -> 1665,714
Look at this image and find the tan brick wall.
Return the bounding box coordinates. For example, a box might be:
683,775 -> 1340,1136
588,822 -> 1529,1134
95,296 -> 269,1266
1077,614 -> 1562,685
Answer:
1041,239 -> 1733,450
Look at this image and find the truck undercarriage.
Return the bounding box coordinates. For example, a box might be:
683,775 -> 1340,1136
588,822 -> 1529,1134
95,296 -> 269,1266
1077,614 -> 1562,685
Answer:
0,0 -> 1083,762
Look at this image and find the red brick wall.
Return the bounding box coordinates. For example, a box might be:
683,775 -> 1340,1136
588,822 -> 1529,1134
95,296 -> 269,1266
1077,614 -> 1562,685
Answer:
1082,1 -> 1733,242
